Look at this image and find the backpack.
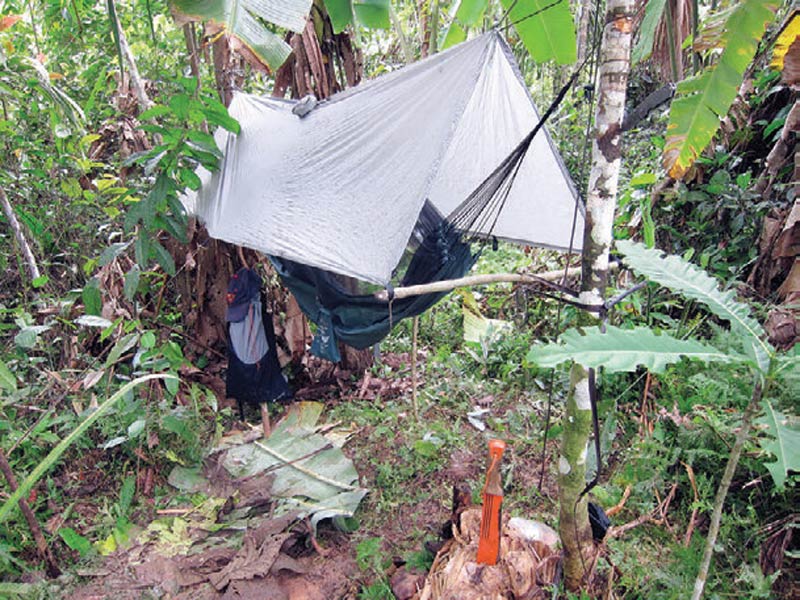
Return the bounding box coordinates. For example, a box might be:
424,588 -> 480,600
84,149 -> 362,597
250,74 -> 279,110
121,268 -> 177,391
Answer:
225,268 -> 291,420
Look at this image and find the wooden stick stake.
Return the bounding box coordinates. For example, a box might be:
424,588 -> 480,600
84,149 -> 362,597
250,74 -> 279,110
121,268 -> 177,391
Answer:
411,316 -> 419,421
260,402 -> 271,438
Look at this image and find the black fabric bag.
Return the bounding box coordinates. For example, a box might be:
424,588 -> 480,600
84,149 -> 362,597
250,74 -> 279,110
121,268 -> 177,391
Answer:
225,268 -> 291,419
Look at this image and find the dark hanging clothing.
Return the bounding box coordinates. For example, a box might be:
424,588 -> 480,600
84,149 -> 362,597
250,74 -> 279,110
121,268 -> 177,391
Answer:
225,268 -> 291,419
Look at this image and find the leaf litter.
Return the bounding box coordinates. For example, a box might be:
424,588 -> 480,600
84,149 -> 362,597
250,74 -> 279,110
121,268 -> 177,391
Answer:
72,401 -> 364,599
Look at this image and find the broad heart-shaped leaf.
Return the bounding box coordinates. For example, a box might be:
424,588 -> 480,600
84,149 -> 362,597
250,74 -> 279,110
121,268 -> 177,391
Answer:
663,0 -> 778,177
757,397 -> 800,490
323,0 -> 390,33
631,0 -> 667,64
170,0 -> 312,71
617,240 -> 773,373
500,0 -> 576,65
527,325 -> 738,373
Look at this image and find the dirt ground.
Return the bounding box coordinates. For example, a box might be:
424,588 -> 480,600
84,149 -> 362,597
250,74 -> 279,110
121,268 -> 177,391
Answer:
55,351 -> 562,600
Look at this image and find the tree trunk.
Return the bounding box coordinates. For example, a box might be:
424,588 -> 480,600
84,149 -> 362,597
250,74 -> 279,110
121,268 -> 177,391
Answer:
212,33 -> 235,107
559,0 -> 633,591
576,0 -> 593,63
108,0 -> 153,112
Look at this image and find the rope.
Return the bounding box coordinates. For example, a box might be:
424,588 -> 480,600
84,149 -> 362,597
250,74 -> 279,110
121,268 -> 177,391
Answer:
505,0 -> 567,29
446,45 -> 597,248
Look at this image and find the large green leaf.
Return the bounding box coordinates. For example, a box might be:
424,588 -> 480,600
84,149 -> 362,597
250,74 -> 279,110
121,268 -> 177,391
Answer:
632,0 -> 667,64
527,325 -> 738,373
456,0 -> 488,26
440,0 -> 488,50
663,0 -> 778,177
499,0 -> 577,64
323,0 -> 390,33
221,402 -> 367,534
354,0 -> 391,29
170,0 -> 312,71
757,398 -> 800,490
617,240 -> 773,373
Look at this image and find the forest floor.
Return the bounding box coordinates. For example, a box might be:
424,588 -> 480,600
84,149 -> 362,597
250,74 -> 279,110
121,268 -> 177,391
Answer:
41,349 -> 567,600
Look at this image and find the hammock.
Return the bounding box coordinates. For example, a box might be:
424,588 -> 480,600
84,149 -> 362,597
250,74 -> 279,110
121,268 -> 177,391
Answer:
271,124 -> 548,362
184,32 -> 583,361
271,201 -> 476,361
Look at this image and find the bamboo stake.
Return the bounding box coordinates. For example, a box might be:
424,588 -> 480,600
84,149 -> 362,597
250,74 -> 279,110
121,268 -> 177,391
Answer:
0,186 -> 41,282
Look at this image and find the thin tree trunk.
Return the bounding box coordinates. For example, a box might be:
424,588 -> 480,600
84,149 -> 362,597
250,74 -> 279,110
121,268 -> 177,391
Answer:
183,23 -> 201,82
576,0 -> 593,63
691,379 -> 764,600
0,186 -> 41,282
418,0 -> 431,58
108,0 -> 153,111
559,0 -> 634,591
664,0 -> 682,81
212,34 -> 235,106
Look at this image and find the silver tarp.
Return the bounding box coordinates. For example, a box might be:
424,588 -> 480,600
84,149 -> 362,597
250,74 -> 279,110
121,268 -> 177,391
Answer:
185,32 -> 583,286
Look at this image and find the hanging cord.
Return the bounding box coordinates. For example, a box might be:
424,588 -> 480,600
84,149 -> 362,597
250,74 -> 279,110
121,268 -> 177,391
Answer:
496,0 -> 522,27
537,0 -> 604,492
503,0 -> 567,30
447,46 -> 596,247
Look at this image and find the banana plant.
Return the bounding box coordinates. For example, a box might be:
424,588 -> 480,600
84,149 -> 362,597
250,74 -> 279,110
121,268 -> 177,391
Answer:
528,240 -> 798,599
438,0 -> 577,64
663,0 -> 779,178
324,0 -> 392,33
169,0 -> 315,72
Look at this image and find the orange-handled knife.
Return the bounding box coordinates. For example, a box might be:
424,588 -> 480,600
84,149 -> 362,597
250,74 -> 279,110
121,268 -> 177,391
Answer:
476,438 -> 506,565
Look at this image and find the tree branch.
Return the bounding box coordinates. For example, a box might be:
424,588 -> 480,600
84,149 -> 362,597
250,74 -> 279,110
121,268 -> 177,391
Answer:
374,264 -> 589,301
0,185 -> 41,282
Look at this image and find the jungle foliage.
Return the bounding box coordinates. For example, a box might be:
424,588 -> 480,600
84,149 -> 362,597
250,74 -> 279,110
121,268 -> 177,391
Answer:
0,0 -> 797,599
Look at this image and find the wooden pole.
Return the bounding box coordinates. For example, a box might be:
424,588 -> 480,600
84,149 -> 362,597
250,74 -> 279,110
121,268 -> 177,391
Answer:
374,265 -> 589,301
411,316 -> 419,421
